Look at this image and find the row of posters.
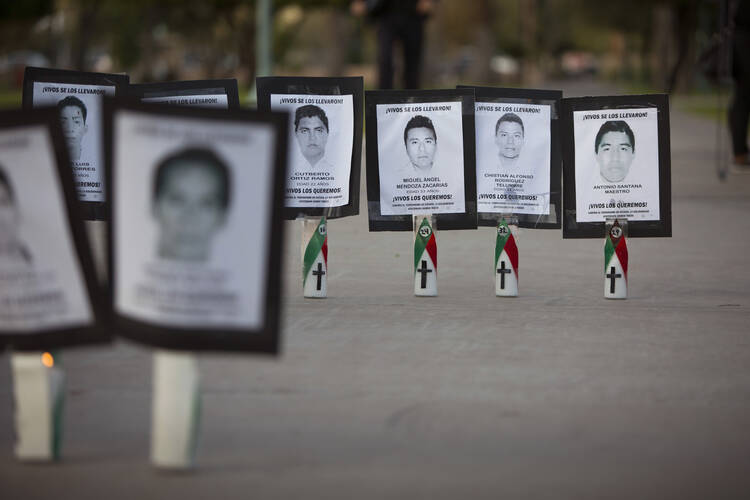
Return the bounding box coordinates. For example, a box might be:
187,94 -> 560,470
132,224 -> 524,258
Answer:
258,78 -> 669,237
2,69 -> 672,354
22,67 -> 240,220
22,68 -> 671,238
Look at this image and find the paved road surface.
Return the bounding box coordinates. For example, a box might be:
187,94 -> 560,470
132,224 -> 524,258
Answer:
1,80 -> 750,499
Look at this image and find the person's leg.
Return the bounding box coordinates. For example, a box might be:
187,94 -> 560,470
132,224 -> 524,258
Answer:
377,20 -> 396,90
401,18 -> 425,89
729,31 -> 750,161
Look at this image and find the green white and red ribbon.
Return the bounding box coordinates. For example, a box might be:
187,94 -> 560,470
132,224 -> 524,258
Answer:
414,217 -> 437,275
495,218 -> 518,278
303,217 -> 327,286
604,221 -> 628,280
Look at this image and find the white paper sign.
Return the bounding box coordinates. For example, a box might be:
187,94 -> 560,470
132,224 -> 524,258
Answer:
141,94 -> 229,109
376,101 -> 465,215
0,126 -> 93,332
31,82 -> 115,203
270,93 -> 354,208
475,102 -> 551,215
573,108 -> 660,222
113,111 -> 276,329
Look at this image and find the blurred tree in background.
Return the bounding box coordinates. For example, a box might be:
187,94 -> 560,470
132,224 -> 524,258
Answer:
0,0 -> 715,92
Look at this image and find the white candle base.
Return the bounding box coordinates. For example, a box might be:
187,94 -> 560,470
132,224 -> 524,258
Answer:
414,252 -> 438,296
151,350 -> 200,469
11,352 -> 65,461
604,256 -> 627,299
495,249 -> 519,297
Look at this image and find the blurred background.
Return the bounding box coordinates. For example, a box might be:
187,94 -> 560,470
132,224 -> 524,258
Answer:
0,0 -> 728,114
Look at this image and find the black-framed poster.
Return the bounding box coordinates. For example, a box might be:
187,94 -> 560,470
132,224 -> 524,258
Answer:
561,94 -> 672,238
365,88 -> 477,231
22,66 -> 130,221
459,85 -> 562,229
256,76 -> 363,219
105,100 -> 288,353
129,79 -> 240,109
0,108 -> 107,350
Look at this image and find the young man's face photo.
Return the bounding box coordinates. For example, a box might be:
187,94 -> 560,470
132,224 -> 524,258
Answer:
596,131 -> 634,183
495,121 -> 524,160
59,104 -> 87,157
153,161 -> 227,262
295,115 -> 328,165
405,127 -> 437,170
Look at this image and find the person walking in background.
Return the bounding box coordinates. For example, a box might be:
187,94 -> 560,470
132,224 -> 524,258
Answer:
729,0 -> 750,171
351,0 -> 436,89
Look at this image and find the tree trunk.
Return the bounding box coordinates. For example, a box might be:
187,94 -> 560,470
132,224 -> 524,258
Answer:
667,3 -> 698,93
71,2 -> 99,71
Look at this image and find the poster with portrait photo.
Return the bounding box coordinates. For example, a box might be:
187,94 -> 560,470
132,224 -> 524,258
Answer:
0,108 -> 106,350
256,76 -> 363,219
130,79 -> 240,109
23,67 -> 129,221
105,101 -> 288,353
562,94 -> 672,238
365,89 -> 477,231
459,86 -> 562,229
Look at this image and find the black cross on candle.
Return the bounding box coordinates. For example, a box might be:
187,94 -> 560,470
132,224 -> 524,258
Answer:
606,266 -> 621,294
312,262 -> 325,291
417,259 -> 432,289
497,260 -> 512,289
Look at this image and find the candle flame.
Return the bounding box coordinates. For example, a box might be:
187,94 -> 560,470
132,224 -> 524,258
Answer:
41,352 -> 54,368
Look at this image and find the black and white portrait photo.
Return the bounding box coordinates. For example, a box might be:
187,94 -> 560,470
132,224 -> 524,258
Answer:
57,95 -> 88,162
475,103 -> 552,215
151,148 -> 231,262
402,115 -> 438,173
594,120 -> 635,183
0,121 -> 95,336
270,94 -> 354,208
495,113 -> 525,167
573,108 -> 660,223
110,107 -> 282,334
30,82 -> 115,203
376,101 -> 466,215
294,105 -> 332,169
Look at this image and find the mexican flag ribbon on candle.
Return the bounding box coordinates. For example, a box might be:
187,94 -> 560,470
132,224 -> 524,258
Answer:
495,218 -> 518,277
414,217 -> 437,273
303,217 -> 327,286
604,223 -> 628,278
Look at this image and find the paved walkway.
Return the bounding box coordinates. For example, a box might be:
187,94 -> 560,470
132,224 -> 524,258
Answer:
2,80 -> 750,499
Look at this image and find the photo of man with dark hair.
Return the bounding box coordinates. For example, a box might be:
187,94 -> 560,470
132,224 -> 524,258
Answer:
403,114 -> 437,172
57,95 -> 88,162
376,101 -> 465,216
294,104 -> 333,170
151,147 -> 231,262
495,112 -> 525,169
594,120 -> 635,183
0,166 -> 32,266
